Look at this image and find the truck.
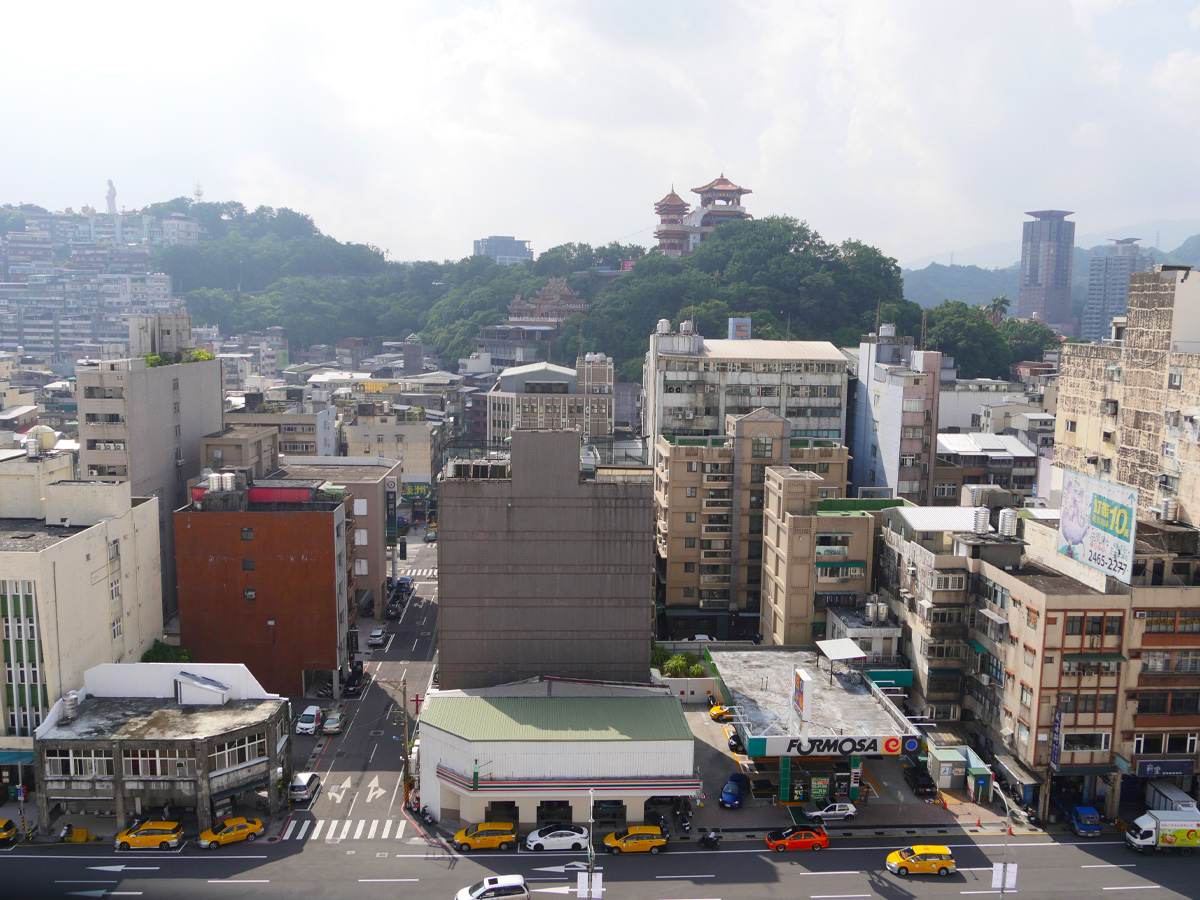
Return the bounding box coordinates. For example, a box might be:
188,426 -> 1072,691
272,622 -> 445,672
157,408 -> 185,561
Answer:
1052,794 -> 1103,837
1123,810 -> 1200,855
1145,779 -> 1199,813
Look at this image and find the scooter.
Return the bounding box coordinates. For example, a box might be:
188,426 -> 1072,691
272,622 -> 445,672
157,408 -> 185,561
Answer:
697,831 -> 720,849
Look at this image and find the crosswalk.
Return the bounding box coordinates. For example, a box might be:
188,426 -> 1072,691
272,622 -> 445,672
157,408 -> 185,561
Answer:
401,568 -> 438,579
281,818 -> 408,842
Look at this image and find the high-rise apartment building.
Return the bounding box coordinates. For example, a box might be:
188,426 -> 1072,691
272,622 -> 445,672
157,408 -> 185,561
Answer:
1082,239 -> 1155,342
473,235 -> 533,266
1017,210 -> 1076,330
653,409 -> 849,641
849,326 -> 942,503
76,344 -> 223,619
1055,265 -> 1200,523
438,430 -> 653,689
643,320 -> 847,465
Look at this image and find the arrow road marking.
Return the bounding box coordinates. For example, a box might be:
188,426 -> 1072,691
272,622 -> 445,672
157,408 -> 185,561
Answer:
533,862 -> 592,873
365,775 -> 387,803
329,776 -> 352,803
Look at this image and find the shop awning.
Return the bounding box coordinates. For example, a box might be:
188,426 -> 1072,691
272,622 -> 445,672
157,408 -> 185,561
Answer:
979,608 -> 1008,625
967,639 -> 989,654
814,560 -> 865,568
993,752 -> 1042,787
1062,651 -> 1127,663
0,750 -> 34,765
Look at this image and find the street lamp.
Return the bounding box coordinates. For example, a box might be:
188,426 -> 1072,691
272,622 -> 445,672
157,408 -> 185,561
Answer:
586,787 -> 596,899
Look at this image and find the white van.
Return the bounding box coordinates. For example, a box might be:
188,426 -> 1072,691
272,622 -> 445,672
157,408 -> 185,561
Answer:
295,705 -> 323,735
456,875 -> 529,900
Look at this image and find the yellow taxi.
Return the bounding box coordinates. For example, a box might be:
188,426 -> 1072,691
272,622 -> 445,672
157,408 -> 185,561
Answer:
198,817 -> 263,849
708,704 -> 733,722
453,822 -> 518,852
0,818 -> 17,842
886,844 -> 957,877
114,820 -> 185,851
603,825 -> 667,854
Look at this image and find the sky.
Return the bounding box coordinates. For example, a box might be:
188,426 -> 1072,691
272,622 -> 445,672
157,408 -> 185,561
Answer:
4,0 -> 1200,269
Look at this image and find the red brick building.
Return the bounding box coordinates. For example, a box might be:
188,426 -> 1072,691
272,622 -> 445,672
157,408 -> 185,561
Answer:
175,472 -> 352,696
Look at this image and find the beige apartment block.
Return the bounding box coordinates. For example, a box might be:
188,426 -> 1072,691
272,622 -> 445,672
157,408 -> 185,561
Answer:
486,355 -> 615,444
644,320 -> 848,465
342,401 -> 442,493
199,425 -> 280,479
0,474 -> 162,779
76,354 -> 223,619
1055,265 -> 1200,522
653,409 -> 849,641
761,466 -> 875,646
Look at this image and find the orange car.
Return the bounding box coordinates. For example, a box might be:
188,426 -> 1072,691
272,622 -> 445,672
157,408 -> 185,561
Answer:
765,825 -> 829,852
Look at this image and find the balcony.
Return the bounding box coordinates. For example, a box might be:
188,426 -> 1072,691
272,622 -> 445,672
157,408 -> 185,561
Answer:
702,524 -> 732,535
701,549 -> 732,560
814,546 -> 848,557
703,473 -> 733,485
698,598 -> 730,611
699,573 -> 731,585
703,498 -> 732,510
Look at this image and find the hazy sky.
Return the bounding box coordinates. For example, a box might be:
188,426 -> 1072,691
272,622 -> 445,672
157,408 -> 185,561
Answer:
4,1 -> 1200,268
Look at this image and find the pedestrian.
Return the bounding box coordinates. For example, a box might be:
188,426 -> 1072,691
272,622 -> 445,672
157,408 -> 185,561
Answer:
163,800 -> 170,820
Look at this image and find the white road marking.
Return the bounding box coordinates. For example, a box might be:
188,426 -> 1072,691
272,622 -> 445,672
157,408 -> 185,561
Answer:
296,821 -> 310,840
961,892 -> 1018,896
358,879 -> 419,883
1102,888 -> 1160,892
381,820 -> 393,839
339,820 -> 353,840
811,895 -> 870,899
208,880 -> 269,884
311,820 -> 325,840
368,820 -> 378,839
353,820 -> 366,840
281,821 -> 296,840
1082,864 -> 1136,868
656,874 -> 715,879
394,820 -> 406,840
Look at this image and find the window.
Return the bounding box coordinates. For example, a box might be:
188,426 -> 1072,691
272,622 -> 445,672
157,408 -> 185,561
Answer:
43,749 -> 115,777
683,562 -> 695,573
243,588 -> 256,601
1172,692 -> 1199,715
903,426 -> 923,439
684,537 -> 696,548
1059,693 -> 1077,713
241,527 -> 254,540
1105,615 -> 1123,635
935,483 -> 958,498
931,574 -> 965,591
108,539 -> 120,560
1168,371 -> 1182,389
354,558 -> 369,575
1098,694 -> 1117,713
1024,645 -> 1036,668
1138,693 -> 1169,714
111,618 -> 123,639
902,398 -> 925,412
685,512 -> 697,523
1016,720 -> 1030,746
1086,615 -> 1104,635
683,587 -> 695,598
1020,684 -> 1033,707
751,437 -> 772,458
1146,611 -> 1176,633
1065,420 -> 1077,433
123,748 -> 196,778
1143,651 -> 1171,674
686,487 -> 697,498
354,528 -> 368,546
242,558 -> 255,571
1062,732 -> 1110,752
686,461 -> 698,472
353,498 -> 368,516
1065,615 -> 1084,635
1180,611 -> 1200,633
209,733 -> 267,773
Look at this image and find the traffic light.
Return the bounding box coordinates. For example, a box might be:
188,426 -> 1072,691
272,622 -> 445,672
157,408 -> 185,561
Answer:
398,538 -> 407,560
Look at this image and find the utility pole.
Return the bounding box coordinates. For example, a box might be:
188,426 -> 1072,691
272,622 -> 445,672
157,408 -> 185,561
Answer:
399,678 -> 411,802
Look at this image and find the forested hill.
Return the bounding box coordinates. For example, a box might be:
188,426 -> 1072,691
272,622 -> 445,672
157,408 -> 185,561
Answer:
2,195 -> 1070,381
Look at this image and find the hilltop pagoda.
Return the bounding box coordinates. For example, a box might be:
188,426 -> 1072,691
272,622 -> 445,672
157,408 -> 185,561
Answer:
653,187 -> 692,258
653,174 -> 752,257
506,277 -> 588,328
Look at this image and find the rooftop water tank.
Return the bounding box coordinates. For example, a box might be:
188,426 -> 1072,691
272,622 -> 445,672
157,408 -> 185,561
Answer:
880,323 -> 896,337
973,506 -> 991,534
998,508 -> 1019,537
656,319 -> 671,334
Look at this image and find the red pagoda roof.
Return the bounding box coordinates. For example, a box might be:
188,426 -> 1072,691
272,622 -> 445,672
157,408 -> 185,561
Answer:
691,174 -> 751,196
654,188 -> 690,213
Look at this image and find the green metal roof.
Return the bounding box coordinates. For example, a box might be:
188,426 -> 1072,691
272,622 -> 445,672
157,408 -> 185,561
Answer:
419,696 -> 694,743
966,639 -> 989,654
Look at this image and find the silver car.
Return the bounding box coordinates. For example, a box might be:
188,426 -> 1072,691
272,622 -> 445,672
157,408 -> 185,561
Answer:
802,801 -> 857,822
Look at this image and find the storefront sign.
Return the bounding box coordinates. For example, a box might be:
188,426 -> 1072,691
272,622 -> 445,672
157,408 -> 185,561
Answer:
385,477 -> 398,547
793,667 -> 812,724
1114,753 -> 1131,775
1136,758 -> 1195,778
810,776 -> 830,801
402,481 -> 430,501
1050,708 -> 1063,771
747,734 -> 921,758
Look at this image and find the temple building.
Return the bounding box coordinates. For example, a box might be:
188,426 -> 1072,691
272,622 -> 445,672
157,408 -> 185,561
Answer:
506,277 -> 588,328
653,175 -> 753,257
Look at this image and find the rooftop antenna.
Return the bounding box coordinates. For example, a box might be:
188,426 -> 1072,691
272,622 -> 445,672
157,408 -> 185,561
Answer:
787,312 -> 792,341
920,309 -> 928,350
194,181 -> 205,203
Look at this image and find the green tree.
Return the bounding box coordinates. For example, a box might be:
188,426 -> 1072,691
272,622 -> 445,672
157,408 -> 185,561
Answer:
986,295 -> 1011,325
141,641 -> 194,663
926,300 -> 1010,378
998,317 -> 1060,365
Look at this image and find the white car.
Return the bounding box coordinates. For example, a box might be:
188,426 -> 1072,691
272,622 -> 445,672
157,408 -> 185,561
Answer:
682,634 -> 714,642
802,801 -> 858,822
367,627 -> 387,647
524,824 -> 589,851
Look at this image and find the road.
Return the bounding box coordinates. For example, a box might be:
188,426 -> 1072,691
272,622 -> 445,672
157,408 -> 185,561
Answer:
1,536 -> 1193,898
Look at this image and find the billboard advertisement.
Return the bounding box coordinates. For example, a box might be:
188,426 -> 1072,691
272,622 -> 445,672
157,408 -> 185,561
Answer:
727,317 -> 752,340
1057,469 -> 1138,584
792,667 -> 812,724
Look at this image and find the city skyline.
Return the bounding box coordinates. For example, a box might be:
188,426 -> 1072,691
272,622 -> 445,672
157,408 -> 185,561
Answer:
3,2 -> 1200,270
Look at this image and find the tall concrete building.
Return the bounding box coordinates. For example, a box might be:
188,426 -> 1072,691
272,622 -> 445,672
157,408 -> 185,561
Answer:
1082,239 -> 1154,342
76,352 -> 223,619
653,409 -> 849,641
1017,210 -> 1076,331
643,319 -> 847,464
438,430 -> 654,689
1055,265 -> 1200,523
849,326 -> 943,504
0,461 -> 162,784
473,235 -> 533,266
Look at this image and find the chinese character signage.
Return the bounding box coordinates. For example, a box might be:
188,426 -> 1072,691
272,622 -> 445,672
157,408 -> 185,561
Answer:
1050,707 -> 1063,771
402,482 -> 430,501
385,476 -> 398,546
728,317 -> 752,340
1057,469 -> 1138,584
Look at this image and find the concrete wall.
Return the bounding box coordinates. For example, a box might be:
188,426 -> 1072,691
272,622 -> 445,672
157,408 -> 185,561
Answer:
439,430 -> 653,688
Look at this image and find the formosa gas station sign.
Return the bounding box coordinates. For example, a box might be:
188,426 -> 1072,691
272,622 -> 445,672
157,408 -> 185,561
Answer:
747,734 -> 923,758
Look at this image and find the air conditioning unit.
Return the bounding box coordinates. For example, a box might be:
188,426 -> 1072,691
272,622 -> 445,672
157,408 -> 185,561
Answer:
979,674 -> 991,686
684,410 -> 694,419
1134,610 -> 1148,619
